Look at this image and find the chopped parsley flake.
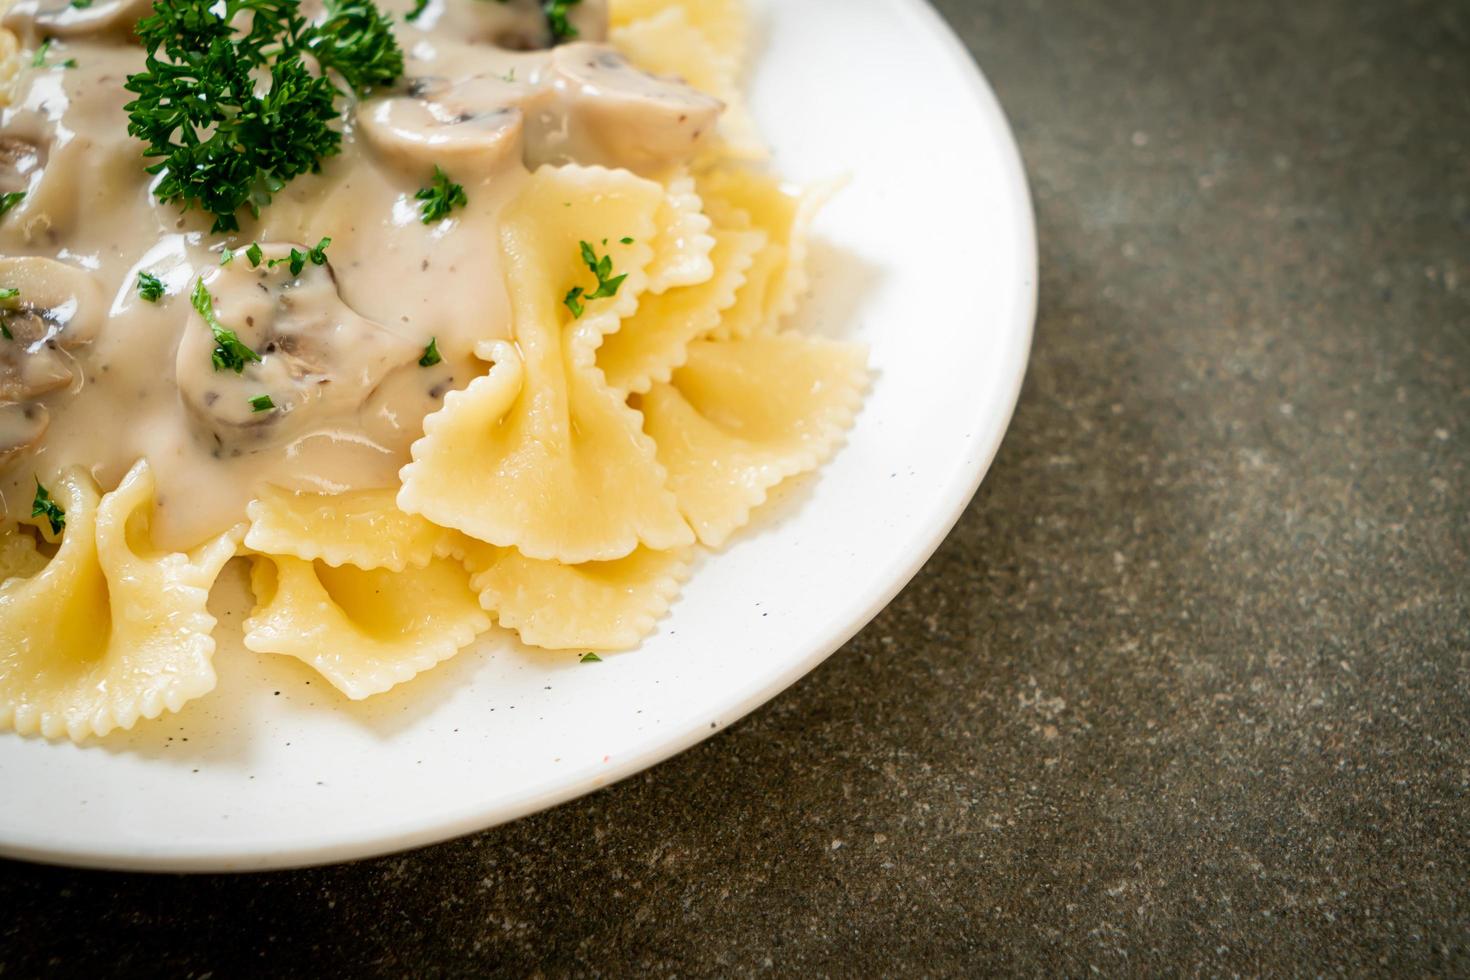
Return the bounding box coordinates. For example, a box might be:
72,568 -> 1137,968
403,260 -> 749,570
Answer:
31,479 -> 65,535
544,0 -> 581,41
0,191 -> 23,217
580,652 -> 601,663
220,248 -> 234,265
71,0 -> 93,6
620,237 -> 634,244
415,166 -> 467,223
32,40 -> 74,68
418,338 -> 441,367
245,243 -> 264,267
137,272 -> 165,302
563,240 -> 627,318
268,236 -> 332,276
249,394 -> 276,412
1,287 -> 20,336
405,0 -> 428,20
191,279 -> 261,374
562,285 -> 584,318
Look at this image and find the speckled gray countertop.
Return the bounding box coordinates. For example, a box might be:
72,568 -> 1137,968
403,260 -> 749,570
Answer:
4,0 -> 1468,974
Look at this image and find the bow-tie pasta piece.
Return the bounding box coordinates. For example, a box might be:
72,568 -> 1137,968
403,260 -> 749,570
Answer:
243,553 -> 492,700
245,487 -> 454,573
611,6 -> 763,161
599,221 -> 765,395
464,543 -> 694,651
610,0 -> 748,72
640,334 -> 869,548
646,170 -> 715,295
399,165 -> 693,564
698,168 -> 837,338
0,462 -> 240,741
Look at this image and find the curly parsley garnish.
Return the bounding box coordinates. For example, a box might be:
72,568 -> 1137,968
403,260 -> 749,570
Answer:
137,272 -> 165,301
31,479 -> 65,535
191,279 -> 261,374
309,0 -> 405,95
415,166 -> 467,223
124,0 -> 403,233
268,236 -> 332,276
562,240 -> 628,319
418,338 -> 441,367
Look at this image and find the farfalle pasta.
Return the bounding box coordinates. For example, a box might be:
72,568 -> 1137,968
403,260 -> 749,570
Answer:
243,552 -> 493,700
0,0 -> 868,741
0,463 -> 238,740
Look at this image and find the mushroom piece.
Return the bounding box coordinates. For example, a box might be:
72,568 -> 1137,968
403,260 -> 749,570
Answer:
0,135 -> 43,199
0,401 -> 48,464
527,44 -> 723,171
0,256 -> 104,403
421,0 -> 606,49
358,74 -> 549,180
1,0 -> 153,45
176,245 -> 420,453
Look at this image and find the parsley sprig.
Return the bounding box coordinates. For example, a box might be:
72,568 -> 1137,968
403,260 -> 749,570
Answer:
415,166 -> 467,223
124,0 -> 403,233
563,240 -> 627,318
31,479 -> 65,535
191,279 -> 262,373
309,0 -> 405,95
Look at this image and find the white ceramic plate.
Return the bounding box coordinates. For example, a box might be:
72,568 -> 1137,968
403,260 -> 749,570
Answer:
0,0 -> 1035,871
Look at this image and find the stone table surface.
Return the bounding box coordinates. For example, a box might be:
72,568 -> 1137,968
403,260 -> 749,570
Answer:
4,0 -> 1468,975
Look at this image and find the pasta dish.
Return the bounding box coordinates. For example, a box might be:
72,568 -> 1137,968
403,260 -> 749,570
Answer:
0,0 -> 867,741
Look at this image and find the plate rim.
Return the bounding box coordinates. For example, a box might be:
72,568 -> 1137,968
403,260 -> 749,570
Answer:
2,0 -> 1037,872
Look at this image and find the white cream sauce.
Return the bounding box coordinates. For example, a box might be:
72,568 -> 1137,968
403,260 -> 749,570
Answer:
0,0 -> 722,549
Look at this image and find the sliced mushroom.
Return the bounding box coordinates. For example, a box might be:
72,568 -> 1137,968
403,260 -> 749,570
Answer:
358,74 -> 550,179
0,136 -> 43,198
420,0 -> 605,50
176,245 -> 420,452
0,401 -> 48,464
526,44 -> 723,170
0,256 -> 104,402
1,0 -> 153,45
0,65 -> 103,241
